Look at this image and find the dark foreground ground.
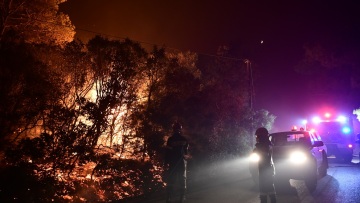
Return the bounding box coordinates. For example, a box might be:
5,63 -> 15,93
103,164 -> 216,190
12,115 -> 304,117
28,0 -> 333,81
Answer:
118,152 -> 360,203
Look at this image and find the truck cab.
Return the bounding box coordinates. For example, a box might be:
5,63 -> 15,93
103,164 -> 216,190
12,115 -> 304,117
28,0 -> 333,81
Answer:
308,113 -> 355,163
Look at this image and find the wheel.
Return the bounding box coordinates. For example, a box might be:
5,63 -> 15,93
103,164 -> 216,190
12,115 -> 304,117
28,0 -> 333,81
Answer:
342,153 -> 353,163
305,177 -> 317,192
305,160 -> 317,192
318,152 -> 328,177
335,150 -> 353,163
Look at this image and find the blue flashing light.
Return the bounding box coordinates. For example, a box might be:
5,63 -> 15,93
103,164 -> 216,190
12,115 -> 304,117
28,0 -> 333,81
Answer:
342,126 -> 351,134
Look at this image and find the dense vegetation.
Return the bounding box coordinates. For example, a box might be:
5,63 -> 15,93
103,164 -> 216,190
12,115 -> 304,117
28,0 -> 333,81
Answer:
0,2 -> 275,202
2,1 -> 359,202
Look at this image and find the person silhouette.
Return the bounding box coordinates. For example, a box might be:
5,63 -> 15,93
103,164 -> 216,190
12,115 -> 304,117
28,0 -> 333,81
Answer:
254,127 -> 276,203
165,122 -> 189,203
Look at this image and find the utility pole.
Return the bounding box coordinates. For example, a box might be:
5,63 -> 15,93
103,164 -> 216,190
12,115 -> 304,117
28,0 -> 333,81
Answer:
244,59 -> 254,109
244,59 -> 255,147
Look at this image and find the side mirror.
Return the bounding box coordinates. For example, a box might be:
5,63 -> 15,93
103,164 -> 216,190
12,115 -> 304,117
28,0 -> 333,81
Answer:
313,141 -> 324,147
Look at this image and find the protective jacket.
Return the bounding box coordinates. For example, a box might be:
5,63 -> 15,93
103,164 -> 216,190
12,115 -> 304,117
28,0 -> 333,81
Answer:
165,132 -> 189,168
165,131 -> 189,202
254,140 -> 276,203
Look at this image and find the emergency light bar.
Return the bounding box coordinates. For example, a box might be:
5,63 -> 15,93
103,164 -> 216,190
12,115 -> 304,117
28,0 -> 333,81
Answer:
336,116 -> 347,123
311,114 -> 348,124
312,117 -> 321,124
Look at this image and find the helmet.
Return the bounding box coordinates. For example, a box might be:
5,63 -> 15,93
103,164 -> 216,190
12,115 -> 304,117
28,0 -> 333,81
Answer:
172,122 -> 182,133
255,127 -> 268,136
255,127 -> 269,141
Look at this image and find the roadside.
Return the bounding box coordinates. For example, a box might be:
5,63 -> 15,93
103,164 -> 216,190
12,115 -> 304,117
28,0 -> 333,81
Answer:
118,152 -> 360,203
116,157 -> 255,203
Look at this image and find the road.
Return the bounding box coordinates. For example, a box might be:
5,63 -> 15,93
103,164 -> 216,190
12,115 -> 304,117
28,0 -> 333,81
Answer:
142,156 -> 360,203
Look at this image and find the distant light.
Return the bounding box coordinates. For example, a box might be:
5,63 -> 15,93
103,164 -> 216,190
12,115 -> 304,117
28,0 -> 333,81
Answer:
312,117 -> 321,124
302,119 -> 308,125
292,125 -> 297,131
260,40 -> 264,44
336,115 -> 347,123
342,126 -> 351,134
324,113 -> 331,118
348,144 -> 353,148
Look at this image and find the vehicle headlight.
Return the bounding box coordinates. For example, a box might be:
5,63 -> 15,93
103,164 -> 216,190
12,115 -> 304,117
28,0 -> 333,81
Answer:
249,152 -> 260,162
289,151 -> 307,164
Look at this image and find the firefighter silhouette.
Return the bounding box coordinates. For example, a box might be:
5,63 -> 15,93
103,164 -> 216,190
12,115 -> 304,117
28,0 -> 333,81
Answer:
254,127 -> 276,203
165,121 -> 189,203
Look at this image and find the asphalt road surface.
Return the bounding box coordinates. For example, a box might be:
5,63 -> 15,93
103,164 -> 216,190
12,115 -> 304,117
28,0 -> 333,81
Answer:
142,156 -> 360,203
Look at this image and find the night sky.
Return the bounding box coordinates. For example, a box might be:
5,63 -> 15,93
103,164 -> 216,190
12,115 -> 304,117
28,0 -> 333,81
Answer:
60,0 -> 360,131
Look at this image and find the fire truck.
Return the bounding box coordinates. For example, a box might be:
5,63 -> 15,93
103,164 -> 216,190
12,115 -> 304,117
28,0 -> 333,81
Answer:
306,112 -> 356,163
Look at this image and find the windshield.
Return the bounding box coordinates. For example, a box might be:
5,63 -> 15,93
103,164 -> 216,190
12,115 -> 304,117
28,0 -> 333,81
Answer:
271,133 -> 310,146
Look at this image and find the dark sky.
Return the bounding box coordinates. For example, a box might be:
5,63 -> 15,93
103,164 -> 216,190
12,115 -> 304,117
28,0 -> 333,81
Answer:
60,0 -> 360,131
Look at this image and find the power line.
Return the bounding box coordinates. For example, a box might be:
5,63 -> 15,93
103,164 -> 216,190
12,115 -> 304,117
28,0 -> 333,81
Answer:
32,17 -> 249,63
75,26 -> 248,62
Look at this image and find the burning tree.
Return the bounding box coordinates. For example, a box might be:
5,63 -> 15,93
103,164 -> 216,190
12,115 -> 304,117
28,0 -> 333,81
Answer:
0,32 -> 275,201
0,34 -> 202,202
